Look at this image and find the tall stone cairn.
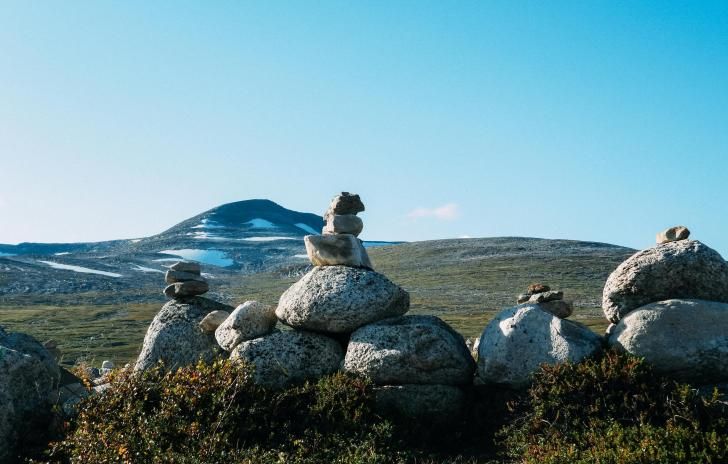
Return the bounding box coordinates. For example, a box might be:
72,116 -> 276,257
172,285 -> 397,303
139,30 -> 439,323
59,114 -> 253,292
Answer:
304,192 -> 373,269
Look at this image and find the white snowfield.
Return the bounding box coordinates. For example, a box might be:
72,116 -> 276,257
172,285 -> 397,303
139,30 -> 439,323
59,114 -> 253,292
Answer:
244,218 -> 276,228
39,261 -> 123,278
294,223 -> 319,235
158,249 -> 234,267
191,218 -> 225,229
132,264 -> 165,274
240,236 -> 298,242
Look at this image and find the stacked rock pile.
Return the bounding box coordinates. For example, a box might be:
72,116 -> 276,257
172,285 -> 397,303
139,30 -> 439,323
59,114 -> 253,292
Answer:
604,226 -> 728,385
304,192 -> 372,269
516,283 -> 572,318
135,261 -> 233,372
163,262 -> 209,299
224,192 -> 475,419
475,283 -> 601,388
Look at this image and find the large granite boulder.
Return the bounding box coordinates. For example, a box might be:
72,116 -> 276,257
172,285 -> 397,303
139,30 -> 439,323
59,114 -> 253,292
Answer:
475,305 -> 602,388
135,297 -> 232,372
374,384 -> 465,422
215,301 -> 277,352
0,327 -> 60,463
276,266 -> 410,333
602,240 -> 728,322
343,315 -> 475,385
229,331 -> 343,389
609,299 -> 728,384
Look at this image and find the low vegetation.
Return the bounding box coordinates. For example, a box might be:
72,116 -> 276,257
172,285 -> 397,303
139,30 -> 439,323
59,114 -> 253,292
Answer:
26,350 -> 728,463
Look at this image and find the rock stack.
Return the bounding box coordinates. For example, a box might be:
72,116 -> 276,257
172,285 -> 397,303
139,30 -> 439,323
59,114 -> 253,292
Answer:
222,193 -> 475,421
475,284 -> 600,388
604,227 -> 728,384
304,192 -> 373,269
135,261 -> 232,372
163,261 -> 209,299
515,283 -> 573,318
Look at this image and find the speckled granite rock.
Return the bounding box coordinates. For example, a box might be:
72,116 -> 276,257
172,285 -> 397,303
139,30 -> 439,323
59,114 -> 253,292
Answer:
199,310 -> 230,333
0,327 -> 60,463
343,315 -> 475,385
475,305 -> 602,388
609,299 -> 728,384
134,297 -> 232,372
602,240 -> 728,322
229,331 -> 343,389
276,266 -> 409,333
215,301 -> 276,351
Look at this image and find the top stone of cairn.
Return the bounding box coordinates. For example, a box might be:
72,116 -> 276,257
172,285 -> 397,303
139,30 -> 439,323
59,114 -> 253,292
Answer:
656,225 -> 690,244
324,192 -> 365,218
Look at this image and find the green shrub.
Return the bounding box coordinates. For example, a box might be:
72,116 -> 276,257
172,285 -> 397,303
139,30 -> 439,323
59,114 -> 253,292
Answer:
500,349 -> 728,463
42,360 -> 409,464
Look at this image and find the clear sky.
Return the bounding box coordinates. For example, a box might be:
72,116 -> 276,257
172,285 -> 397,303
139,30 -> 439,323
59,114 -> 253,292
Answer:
1,1 -> 727,257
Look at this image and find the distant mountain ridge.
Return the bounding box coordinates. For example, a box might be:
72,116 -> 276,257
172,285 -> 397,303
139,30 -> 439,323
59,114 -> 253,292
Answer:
0,199 -> 329,301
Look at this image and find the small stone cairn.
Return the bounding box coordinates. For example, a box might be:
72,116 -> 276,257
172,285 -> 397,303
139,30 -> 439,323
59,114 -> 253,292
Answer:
604,226 -> 728,385
163,261 -> 209,299
475,282 -> 600,388
516,283 -> 573,318
304,192 -> 372,269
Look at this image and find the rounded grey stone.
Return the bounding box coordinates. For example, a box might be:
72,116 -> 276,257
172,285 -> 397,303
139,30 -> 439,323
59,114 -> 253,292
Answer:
324,192 -> 365,218
602,240 -> 728,322
476,305 -> 602,388
134,297 -> 232,372
323,214 -> 364,236
165,269 -> 206,284
609,299 -> 728,384
215,301 -> 277,351
169,261 -> 201,274
0,329 -> 60,462
164,280 -> 209,298
230,331 -> 343,389
343,315 -> 475,385
304,234 -> 373,269
199,310 -> 230,333
276,266 -> 410,333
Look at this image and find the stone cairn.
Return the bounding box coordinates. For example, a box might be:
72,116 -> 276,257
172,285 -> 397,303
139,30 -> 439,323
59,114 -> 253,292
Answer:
163,261 -> 210,299
474,282 -> 600,388
133,192 -> 475,420
516,283 -> 573,318
305,191 -> 372,269
603,225 -> 728,385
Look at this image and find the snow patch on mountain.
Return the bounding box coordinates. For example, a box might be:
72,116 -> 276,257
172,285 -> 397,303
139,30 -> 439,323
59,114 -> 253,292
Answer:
132,264 -> 165,274
39,261 -> 123,277
191,218 -> 225,229
244,218 -> 276,228
294,223 -> 319,235
240,237 -> 298,242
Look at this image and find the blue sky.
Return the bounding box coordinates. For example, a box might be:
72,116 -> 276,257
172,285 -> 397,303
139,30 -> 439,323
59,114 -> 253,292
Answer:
1,1 -> 727,257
